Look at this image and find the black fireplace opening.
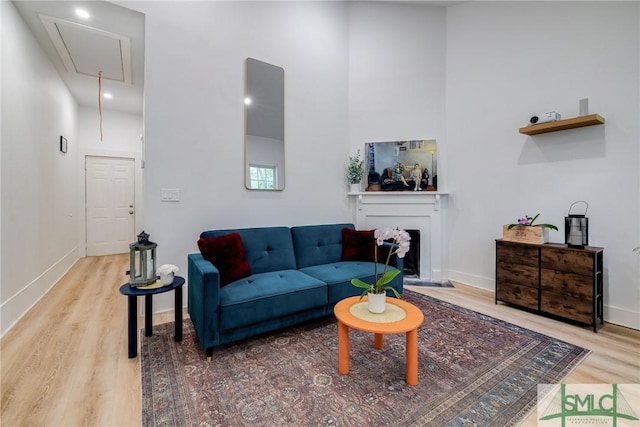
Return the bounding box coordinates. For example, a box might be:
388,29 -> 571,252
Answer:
403,229 -> 420,278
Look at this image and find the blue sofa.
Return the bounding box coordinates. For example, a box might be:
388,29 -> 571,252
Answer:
187,223 -> 403,358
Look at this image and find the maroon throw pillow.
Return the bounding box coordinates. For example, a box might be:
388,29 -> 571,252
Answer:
341,228 -> 376,262
197,233 -> 251,286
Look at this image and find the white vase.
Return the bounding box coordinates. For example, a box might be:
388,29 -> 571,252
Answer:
367,292 -> 386,314
350,183 -> 360,193
159,273 -> 174,285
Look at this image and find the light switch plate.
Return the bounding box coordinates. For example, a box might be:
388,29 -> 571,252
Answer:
161,188 -> 180,202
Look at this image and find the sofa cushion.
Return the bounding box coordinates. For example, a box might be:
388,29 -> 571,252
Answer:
341,228 -> 375,262
218,270 -> 327,331
201,227 -> 296,274
300,261 -> 402,304
292,223 -> 354,269
197,233 -> 251,286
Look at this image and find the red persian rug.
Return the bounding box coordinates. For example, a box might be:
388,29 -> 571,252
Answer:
141,290 -> 589,426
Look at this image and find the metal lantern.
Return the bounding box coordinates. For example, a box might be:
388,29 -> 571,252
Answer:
565,201 -> 589,248
127,230 -> 158,287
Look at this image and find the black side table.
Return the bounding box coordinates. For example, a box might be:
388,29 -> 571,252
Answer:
118,276 -> 185,358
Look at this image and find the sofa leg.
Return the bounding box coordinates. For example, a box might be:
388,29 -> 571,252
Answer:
206,347 -> 213,362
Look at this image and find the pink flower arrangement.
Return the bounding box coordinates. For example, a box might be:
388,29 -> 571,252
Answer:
351,227 -> 411,297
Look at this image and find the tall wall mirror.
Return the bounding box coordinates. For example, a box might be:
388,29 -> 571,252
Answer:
244,58 -> 285,190
364,139 -> 438,191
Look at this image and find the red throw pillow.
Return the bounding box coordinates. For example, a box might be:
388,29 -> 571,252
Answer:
341,228 -> 376,262
198,233 -> 251,286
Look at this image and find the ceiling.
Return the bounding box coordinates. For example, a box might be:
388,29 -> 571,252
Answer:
12,1 -> 145,115
11,1 -> 462,116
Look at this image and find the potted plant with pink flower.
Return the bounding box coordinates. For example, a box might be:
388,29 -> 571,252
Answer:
507,213 -> 558,231
350,227 -> 411,313
503,213 -> 558,244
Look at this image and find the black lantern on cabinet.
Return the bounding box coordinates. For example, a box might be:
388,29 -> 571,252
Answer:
565,201 -> 589,248
127,230 -> 157,287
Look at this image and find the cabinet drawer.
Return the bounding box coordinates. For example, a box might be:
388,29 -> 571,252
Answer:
541,247 -> 594,276
497,242 -> 539,267
541,291 -> 592,324
541,269 -> 593,299
497,283 -> 538,310
497,262 -> 538,288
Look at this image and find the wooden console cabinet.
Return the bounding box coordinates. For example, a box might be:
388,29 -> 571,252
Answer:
495,240 -> 604,331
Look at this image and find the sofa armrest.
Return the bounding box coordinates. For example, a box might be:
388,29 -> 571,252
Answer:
187,253 -> 221,349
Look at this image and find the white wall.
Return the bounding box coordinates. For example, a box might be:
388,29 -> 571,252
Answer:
126,1 -> 351,310
76,106 -> 143,257
445,1 -> 640,328
348,2 -> 447,168
1,1 -> 79,335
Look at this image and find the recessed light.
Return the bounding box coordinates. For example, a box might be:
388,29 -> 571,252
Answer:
103,93 -> 113,99
74,9 -> 90,19
244,97 -> 252,105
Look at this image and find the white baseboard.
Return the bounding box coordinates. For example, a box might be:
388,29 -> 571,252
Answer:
604,305 -> 640,330
446,269 -> 639,331
447,269 -> 494,291
1,248 -> 78,337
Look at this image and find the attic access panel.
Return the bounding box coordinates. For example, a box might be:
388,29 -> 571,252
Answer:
40,14 -> 132,83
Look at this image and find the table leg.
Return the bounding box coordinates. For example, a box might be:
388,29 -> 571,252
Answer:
406,328 -> 418,385
174,286 -> 183,342
144,294 -> 152,337
374,333 -> 384,349
337,320 -> 350,375
127,296 -> 137,358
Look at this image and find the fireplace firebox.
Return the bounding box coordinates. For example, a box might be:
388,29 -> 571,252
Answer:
403,230 -> 420,278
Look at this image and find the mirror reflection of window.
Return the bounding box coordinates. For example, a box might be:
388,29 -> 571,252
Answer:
249,164 -> 276,190
245,58 -> 285,190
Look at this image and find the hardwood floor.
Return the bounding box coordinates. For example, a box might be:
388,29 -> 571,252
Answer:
1,254 -> 639,426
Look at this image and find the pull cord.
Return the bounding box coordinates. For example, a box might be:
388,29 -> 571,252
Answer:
98,70 -> 103,141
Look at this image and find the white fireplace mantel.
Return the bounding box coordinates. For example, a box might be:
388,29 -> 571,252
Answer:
348,191 -> 449,283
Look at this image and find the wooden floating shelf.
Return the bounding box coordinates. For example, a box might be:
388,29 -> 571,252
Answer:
519,114 -> 605,135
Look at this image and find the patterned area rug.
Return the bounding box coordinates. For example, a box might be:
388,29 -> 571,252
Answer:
141,291 -> 589,426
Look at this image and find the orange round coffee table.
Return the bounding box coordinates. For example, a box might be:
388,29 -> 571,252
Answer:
333,295 -> 424,385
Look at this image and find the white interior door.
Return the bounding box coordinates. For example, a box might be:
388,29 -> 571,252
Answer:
86,156 -> 135,256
